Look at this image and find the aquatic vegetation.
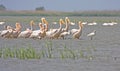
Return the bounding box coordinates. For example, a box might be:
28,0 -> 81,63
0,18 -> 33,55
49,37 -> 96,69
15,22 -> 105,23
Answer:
0,41 -> 96,60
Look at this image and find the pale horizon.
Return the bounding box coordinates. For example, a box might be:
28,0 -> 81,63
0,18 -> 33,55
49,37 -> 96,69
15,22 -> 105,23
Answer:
0,0 -> 120,12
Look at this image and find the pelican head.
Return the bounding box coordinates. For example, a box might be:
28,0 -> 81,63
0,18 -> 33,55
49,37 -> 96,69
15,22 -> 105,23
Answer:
41,17 -> 45,21
65,17 -> 70,24
79,21 -> 83,28
30,20 -> 35,26
16,22 -> 21,30
59,19 -> 65,24
93,30 -> 96,33
41,17 -> 48,25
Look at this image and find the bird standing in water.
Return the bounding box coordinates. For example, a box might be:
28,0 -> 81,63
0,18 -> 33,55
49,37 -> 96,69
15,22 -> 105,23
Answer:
73,21 -> 83,39
87,30 -> 96,40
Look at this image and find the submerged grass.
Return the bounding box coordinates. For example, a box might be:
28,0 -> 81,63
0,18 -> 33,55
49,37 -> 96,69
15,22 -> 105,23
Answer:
0,41 -> 96,60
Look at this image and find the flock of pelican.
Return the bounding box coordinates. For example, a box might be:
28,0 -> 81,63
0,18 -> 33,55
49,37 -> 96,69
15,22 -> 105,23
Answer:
0,17 -> 118,40
0,17 -> 85,40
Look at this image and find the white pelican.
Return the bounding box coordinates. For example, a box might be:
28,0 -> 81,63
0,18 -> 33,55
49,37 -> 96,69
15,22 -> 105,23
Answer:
52,22 -> 57,24
82,22 -> 87,25
39,24 -> 46,39
87,30 -> 96,40
0,26 -> 13,38
70,29 -> 79,35
70,21 -> 84,35
70,22 -> 75,25
29,23 -> 44,39
45,20 -> 58,38
59,31 -> 70,39
50,19 -> 64,39
62,17 -> 70,32
70,22 -> 85,35
102,23 -> 109,26
59,17 -> 71,39
88,22 -> 97,26
112,22 -> 117,25
102,22 -> 117,26
46,29 -> 57,38
73,21 -> 83,39
10,22 -> 21,38
41,17 -> 48,32
0,22 -> 5,25
18,20 -> 35,38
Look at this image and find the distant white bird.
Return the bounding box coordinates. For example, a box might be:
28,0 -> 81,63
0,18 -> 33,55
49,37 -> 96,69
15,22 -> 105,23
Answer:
102,23 -> 109,26
82,22 -> 87,25
0,22 -> 5,25
102,22 -> 117,26
112,22 -> 117,25
88,22 -> 97,26
87,30 -> 96,40
52,22 -> 57,24
70,22 -> 75,25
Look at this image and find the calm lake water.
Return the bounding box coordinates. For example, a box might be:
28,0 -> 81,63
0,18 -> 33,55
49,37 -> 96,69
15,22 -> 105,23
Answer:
0,16 -> 120,71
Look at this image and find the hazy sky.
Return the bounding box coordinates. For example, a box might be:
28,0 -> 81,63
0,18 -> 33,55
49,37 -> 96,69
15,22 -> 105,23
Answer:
1,0 -> 120,11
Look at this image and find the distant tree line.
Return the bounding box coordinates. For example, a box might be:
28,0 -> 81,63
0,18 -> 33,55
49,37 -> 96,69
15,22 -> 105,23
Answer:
35,6 -> 45,11
0,4 -> 6,10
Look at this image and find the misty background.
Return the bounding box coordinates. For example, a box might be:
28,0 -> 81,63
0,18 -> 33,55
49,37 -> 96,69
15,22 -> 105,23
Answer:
0,0 -> 120,11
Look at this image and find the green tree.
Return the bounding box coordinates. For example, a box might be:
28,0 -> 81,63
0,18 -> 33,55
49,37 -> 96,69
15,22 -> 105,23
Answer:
0,4 -> 6,10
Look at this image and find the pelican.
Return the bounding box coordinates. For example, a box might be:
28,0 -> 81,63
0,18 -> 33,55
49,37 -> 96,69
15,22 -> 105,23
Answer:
46,29 -> 57,38
59,17 -> 71,39
82,22 -> 87,25
70,29 -> 79,35
62,17 -> 70,32
87,30 -> 96,40
10,22 -> 21,38
39,24 -> 46,39
70,21 -> 83,35
29,23 -> 43,39
88,22 -> 97,26
50,19 -> 64,39
73,21 -> 83,39
70,22 -> 75,25
18,20 -> 35,38
0,22 -> 5,25
52,22 -> 57,24
112,22 -> 117,25
45,20 -> 58,38
59,31 -> 70,39
0,26 -> 13,38
102,22 -> 117,26
102,23 -> 109,26
41,17 -> 48,32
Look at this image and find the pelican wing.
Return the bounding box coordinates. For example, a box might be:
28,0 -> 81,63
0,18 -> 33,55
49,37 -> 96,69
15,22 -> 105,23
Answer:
30,30 -> 41,38
87,32 -> 95,37
0,30 -> 9,36
18,31 -> 31,38
70,29 -> 78,34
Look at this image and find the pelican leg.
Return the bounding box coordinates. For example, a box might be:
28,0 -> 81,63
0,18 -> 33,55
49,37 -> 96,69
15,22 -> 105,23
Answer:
91,37 -> 93,40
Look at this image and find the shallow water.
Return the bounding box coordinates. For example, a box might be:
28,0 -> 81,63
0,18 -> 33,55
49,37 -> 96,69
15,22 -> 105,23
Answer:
0,16 -> 120,71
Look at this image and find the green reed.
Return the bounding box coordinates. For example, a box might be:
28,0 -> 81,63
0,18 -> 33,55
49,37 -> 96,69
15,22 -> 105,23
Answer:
0,48 -> 2,58
45,40 -> 53,58
0,42 -> 95,60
